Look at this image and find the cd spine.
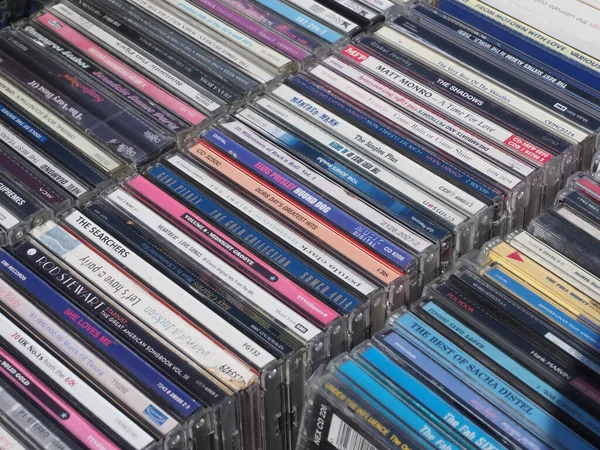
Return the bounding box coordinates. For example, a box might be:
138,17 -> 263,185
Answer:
296,367 -> 425,450
79,196 -> 303,449
95,0 -> 261,97
22,225 -> 246,450
0,96 -> 112,192
409,4 -> 600,116
158,0 -> 296,75
307,58 -> 538,229
214,0 -> 330,55
568,173 -> 600,204
297,64 -> 527,233
63,0 -> 246,110
217,115 -> 440,286
171,0 -> 313,64
123,176 -> 340,332
279,0 -> 361,36
344,34 -> 576,193
390,13 -> 600,170
0,73 -> 128,177
0,347 -> 121,450
121,0 -> 277,86
16,22 -> 195,145
85,187 -> 326,448
331,355 -> 465,449
271,80 -> 495,226
0,166 -> 49,228
374,24 -> 590,147
373,327 -> 553,450
0,308 -> 157,450
0,29 -> 176,163
0,108 -> 96,202
0,146 -> 70,218
11,237 -> 242,408
391,310 -> 596,450
432,0 -> 600,94
391,14 -> 600,133
0,52 -> 160,167
0,249 -> 201,421
160,151 -> 385,333
351,342 -> 505,450
253,0 -> 345,45
481,261 -> 600,353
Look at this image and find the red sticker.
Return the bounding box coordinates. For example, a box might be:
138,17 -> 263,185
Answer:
507,251 -> 524,262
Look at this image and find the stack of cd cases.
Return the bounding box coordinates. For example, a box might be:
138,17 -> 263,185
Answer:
186,0 -> 600,306
0,0 -> 398,244
1,0 -> 600,449
0,133 -> 412,449
296,171 -> 600,450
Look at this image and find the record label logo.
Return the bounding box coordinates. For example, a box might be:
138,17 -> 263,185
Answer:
143,405 -> 168,426
507,251 -> 524,262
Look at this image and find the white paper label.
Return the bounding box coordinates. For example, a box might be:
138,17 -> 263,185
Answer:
328,415 -> 376,450
0,204 -> 19,230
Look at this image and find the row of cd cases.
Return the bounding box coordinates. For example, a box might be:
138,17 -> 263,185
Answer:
2,0 -> 600,291
0,1 -> 600,450
2,162 -> 599,449
0,1 -> 398,449
0,0 -> 402,237
298,170 -> 600,450
2,0 -> 600,265
0,1 -> 388,449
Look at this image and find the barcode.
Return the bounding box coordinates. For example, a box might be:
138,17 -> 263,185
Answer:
328,415 -> 377,450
